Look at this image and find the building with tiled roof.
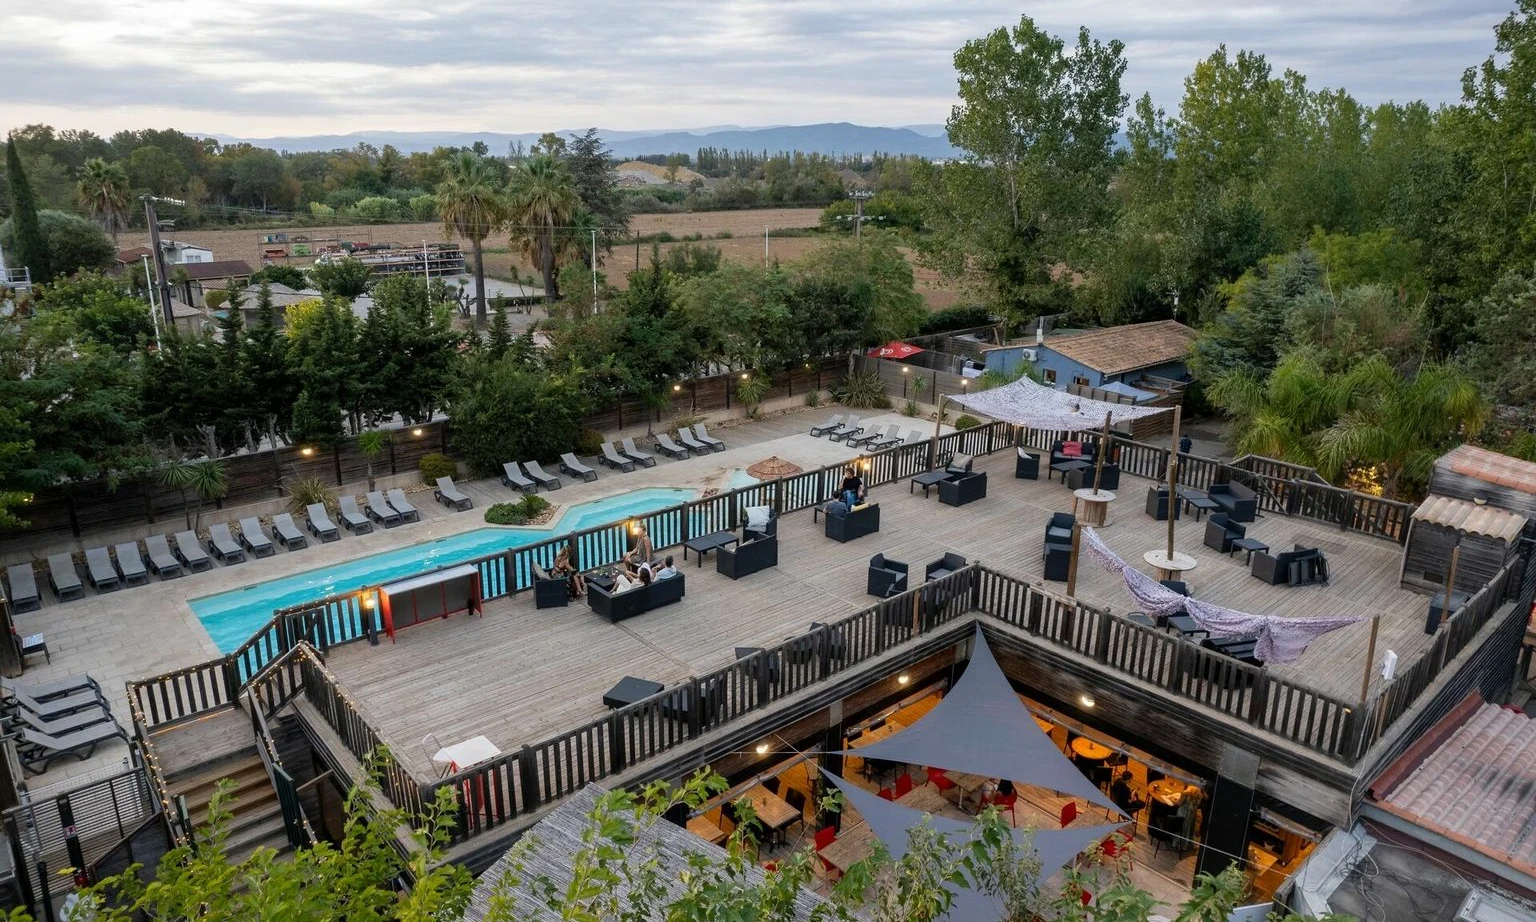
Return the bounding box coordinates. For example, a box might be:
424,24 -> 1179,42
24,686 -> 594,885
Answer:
1032,320 -> 1196,390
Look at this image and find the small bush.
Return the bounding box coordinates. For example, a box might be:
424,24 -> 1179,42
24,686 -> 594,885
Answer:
285,476 -> 337,516
918,305 -> 993,336
803,390 -> 822,407
903,399 -> 921,417
418,452 -> 457,484
484,494 -> 553,526
520,494 -> 552,518
831,372 -> 891,410
955,414 -> 982,430
573,428 -> 606,457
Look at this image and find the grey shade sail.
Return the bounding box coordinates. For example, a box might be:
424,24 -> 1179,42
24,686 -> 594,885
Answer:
825,771 -> 1123,922
840,626 -> 1118,811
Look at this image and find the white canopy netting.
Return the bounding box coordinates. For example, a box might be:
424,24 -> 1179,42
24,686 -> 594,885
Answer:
947,375 -> 1171,431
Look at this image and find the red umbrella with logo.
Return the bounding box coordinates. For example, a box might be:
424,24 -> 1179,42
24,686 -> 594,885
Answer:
868,341 -> 924,359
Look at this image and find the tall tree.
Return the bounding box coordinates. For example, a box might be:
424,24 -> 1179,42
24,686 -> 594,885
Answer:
241,281 -> 296,452
506,153 -> 579,304
435,151 -> 505,324
4,134 -> 50,282
76,157 -> 131,243
562,128 -> 630,252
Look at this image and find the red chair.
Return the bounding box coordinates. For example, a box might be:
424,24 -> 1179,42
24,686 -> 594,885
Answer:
993,792 -> 1018,826
762,861 -> 779,873
895,773 -> 914,798
877,787 -> 895,801
1059,801 -> 1077,828
926,767 -> 959,803
1080,889 -> 1093,907
1102,833 -> 1134,869
814,826 -> 841,881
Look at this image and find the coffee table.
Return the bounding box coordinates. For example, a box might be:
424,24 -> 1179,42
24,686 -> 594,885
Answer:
1144,549 -> 1197,581
910,470 -> 952,497
602,675 -> 664,709
1176,486 -> 1221,521
1230,537 -> 1269,564
1050,459 -> 1091,483
1072,488 -> 1116,527
684,530 -> 738,566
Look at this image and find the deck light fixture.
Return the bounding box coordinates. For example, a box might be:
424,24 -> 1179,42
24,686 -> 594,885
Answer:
741,373 -> 749,380
412,427 -> 424,437
898,673 -> 910,685
361,591 -> 376,610
1079,694 -> 1096,709
755,742 -> 770,754
673,384 -> 681,392
300,446 -> 315,457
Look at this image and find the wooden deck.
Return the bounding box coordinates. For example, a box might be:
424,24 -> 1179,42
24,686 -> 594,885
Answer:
325,443 -> 1434,781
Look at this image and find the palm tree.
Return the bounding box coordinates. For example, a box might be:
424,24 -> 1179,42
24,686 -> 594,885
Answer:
436,152 -> 505,325
160,458 -> 229,531
77,158 -> 131,243
506,153 -> 578,304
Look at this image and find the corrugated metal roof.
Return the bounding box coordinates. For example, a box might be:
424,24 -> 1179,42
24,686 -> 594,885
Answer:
1412,495 -> 1527,541
1441,444 -> 1536,494
1376,702 -> 1536,878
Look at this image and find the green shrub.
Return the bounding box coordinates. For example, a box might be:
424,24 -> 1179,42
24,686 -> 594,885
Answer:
418,452 -> 457,484
519,494 -> 551,518
285,476 -> 336,516
831,372 -> 891,409
918,305 -> 993,336
803,390 -> 822,407
955,414 -> 982,430
573,428 -> 607,457
903,399 -> 921,417
484,494 -> 553,526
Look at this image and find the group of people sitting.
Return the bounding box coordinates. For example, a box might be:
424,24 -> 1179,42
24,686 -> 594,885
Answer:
824,464 -> 868,514
549,524 -> 679,599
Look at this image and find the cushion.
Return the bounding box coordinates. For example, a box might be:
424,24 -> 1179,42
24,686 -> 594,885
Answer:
1062,441 -> 1083,457
852,503 -> 870,512
745,505 -> 771,529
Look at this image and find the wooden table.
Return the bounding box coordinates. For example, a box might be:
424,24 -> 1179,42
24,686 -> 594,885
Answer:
818,822 -> 877,872
1143,549 -> 1197,581
687,815 -> 728,845
945,771 -> 989,809
1073,488 -> 1117,527
740,786 -> 801,837
1148,778 -> 1195,807
849,723 -> 899,747
1070,737 -> 1113,761
899,784 -> 955,816
432,735 -> 502,772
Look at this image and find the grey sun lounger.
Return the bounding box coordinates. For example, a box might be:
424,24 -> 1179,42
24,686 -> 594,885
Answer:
47,554 -> 84,601
826,415 -> 862,442
654,432 -> 690,460
621,438 -> 656,468
273,513 -> 309,550
172,531 -> 214,573
524,462 -> 562,491
305,504 -> 341,543
237,517 -> 276,558
904,429 -> 927,445
366,491 -> 402,528
434,477 -> 473,511
112,543 -> 150,586
5,565 -> 40,613
144,535 -> 183,578
337,496 -> 374,534
9,702 -> 113,737
600,443 -> 635,472
386,489 -> 420,523
206,523 -> 246,564
560,452 -> 598,483
3,675 -> 101,702
693,424 -> 726,452
810,414 -> 846,437
84,547 -> 122,592
502,461 -> 537,492
17,720 -> 128,775
843,422 -> 881,447
676,428 -> 709,453
864,424 -> 904,451
4,685 -> 106,721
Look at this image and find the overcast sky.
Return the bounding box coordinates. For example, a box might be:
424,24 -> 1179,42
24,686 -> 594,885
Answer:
0,0 -> 1514,138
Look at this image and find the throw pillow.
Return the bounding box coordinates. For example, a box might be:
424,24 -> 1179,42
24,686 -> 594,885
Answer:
852,502 -> 870,512
745,505 -> 771,529
1062,441 -> 1082,457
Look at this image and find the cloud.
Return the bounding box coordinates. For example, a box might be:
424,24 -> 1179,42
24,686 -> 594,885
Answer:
0,0 -> 1514,135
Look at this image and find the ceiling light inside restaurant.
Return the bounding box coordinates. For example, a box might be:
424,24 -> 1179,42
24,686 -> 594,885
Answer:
897,673 -> 910,685
755,742 -> 770,755
1080,694 -> 1096,709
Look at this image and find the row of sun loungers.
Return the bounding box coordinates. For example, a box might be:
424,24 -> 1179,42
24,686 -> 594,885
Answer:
0,675 -> 128,776
809,414 -> 929,452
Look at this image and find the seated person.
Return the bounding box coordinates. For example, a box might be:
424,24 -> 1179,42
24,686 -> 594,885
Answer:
625,559 -> 653,582
1110,771 -> 1145,817
552,542 -> 585,599
656,555 -> 678,579
612,567 -> 653,593
623,525 -> 654,570
824,494 -> 850,516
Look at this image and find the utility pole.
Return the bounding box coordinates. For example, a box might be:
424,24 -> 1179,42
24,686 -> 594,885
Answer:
142,196 -> 175,326
850,189 -> 874,241
141,255 -> 162,351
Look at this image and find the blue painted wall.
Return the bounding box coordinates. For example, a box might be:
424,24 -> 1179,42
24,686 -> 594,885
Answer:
979,345 -> 1189,390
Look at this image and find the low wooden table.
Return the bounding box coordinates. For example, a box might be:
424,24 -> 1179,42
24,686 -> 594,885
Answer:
687,815 -> 728,845
1072,488 -> 1117,527
1143,549 -> 1197,581
910,470 -> 952,497
1230,537 -> 1269,564
684,530 -> 738,566
740,786 -> 801,843
1070,737 -> 1113,761
818,822 -> 877,872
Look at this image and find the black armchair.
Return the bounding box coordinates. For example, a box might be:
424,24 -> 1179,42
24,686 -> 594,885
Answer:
826,503 -> 880,542
1068,463 -> 1120,491
1044,543 -> 1072,581
1014,450 -> 1041,480
1046,512 -> 1076,544
1250,544 -> 1327,586
1203,513 -> 1247,554
939,471 -> 987,506
1145,487 -> 1181,521
716,534 -> 778,580
531,564 -> 569,609
925,552 -> 967,582
867,553 -> 909,597
743,507 -> 779,542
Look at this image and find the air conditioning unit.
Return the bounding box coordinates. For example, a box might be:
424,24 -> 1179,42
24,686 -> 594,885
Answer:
1020,348 -> 1038,362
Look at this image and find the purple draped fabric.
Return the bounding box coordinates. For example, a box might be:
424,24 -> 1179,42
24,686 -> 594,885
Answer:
1079,527 -> 1361,663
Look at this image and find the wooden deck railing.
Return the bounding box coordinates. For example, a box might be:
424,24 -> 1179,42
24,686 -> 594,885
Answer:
123,683 -> 184,847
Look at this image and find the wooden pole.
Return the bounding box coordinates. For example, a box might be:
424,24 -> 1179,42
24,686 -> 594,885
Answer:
1438,544 -> 1462,628
1165,406 -> 1183,560
1359,613 -> 1381,705
1067,523 -> 1083,597
1093,412 -> 1112,492
929,396 -> 947,470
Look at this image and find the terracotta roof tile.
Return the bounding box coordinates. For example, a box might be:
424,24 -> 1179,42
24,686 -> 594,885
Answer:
1041,321 -> 1196,377
1442,444 -> 1536,494
1376,702 -> 1536,877
1412,495 -> 1528,542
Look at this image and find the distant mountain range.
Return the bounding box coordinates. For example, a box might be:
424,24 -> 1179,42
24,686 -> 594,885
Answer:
213,123 -> 961,159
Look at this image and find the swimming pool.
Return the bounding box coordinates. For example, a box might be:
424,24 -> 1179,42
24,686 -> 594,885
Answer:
190,487 -> 696,653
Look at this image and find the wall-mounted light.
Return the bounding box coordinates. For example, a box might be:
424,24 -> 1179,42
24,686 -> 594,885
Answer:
673,384 -> 682,392
897,673 -> 910,686
628,520 -> 638,534
741,373 -> 750,380
755,742 -> 770,755
902,366 -> 909,374
412,427 -> 424,437
300,447 -> 315,457
361,591 -> 376,610
1079,694 -> 1096,709
961,378 -> 969,388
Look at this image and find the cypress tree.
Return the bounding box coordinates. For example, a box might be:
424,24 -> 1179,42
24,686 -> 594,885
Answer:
4,136 -> 49,282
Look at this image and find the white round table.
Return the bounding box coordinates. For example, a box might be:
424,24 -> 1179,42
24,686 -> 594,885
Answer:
1143,549 -> 1197,581
1072,488 -> 1117,526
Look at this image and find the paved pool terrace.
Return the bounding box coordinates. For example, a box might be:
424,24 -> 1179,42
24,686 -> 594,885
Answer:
11,410 -> 932,788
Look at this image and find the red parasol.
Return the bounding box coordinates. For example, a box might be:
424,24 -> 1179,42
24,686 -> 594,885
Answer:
868,341 -> 924,359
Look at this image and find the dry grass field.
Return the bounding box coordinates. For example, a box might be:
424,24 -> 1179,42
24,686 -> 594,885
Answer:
124,207 -> 966,308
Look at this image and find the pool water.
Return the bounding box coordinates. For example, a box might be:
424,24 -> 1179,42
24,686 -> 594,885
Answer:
190,487 -> 696,653
726,469 -> 762,490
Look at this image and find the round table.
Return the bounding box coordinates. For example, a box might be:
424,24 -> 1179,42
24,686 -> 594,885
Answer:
1072,488 -> 1117,527
1148,778 -> 1194,807
1070,737 -> 1113,761
1143,549 -> 1197,581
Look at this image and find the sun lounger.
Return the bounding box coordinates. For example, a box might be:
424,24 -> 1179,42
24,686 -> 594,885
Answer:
434,477 -> 473,511
904,430 -> 926,445
843,422 -> 881,447
4,675 -> 102,702
3,685 -> 106,721
112,543 -> 150,586
273,513 -> 309,550
502,461 -> 537,492
83,547 -> 121,592
338,495 -> 374,533
8,702 -> 112,737
826,415 -> 863,442
560,452 -> 598,483
144,535 -> 184,578
693,424 -> 726,452
654,432 -> 691,460
600,443 -> 635,472
810,414 -> 846,437
676,428 -> 708,453
4,565 -> 40,612
305,504 -> 341,543
621,438 -> 656,468
206,524 -> 246,564
47,554 -> 84,601
386,489 -> 420,523
865,424 -> 904,451
16,721 -> 128,775
172,531 -> 214,572
366,491 -> 403,528
524,462 -> 562,491
237,517 -> 276,558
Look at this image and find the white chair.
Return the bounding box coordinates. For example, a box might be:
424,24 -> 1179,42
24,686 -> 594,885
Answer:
423,732 -> 447,778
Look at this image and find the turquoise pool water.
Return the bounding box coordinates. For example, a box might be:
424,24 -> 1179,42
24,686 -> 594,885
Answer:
190,487 -> 696,653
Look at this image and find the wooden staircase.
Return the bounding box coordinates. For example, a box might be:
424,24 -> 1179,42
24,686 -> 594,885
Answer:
166,751 -> 291,862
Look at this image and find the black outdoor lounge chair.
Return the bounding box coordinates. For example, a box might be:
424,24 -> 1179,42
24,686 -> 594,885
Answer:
172,532 -> 214,572
206,524 -> 247,564
387,489 -> 421,523
144,535 -> 184,577
654,433 -> 690,460
810,414 -> 846,437
16,721 -> 128,775
84,547 -> 122,592
47,554 -> 83,601
112,543 -> 150,586
693,424 -> 726,452
524,462 -> 563,490
3,684 -> 107,721
434,477 -> 473,511
305,504 -> 341,543
337,496 -> 374,534
676,428 -> 709,454
560,452 -> 599,483
502,461 -> 537,492
238,517 -> 277,558
2,675 -> 102,703
621,438 -> 656,468
366,491 -> 403,528
272,513 -> 310,550
600,442 -> 636,472
4,565 -> 40,613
